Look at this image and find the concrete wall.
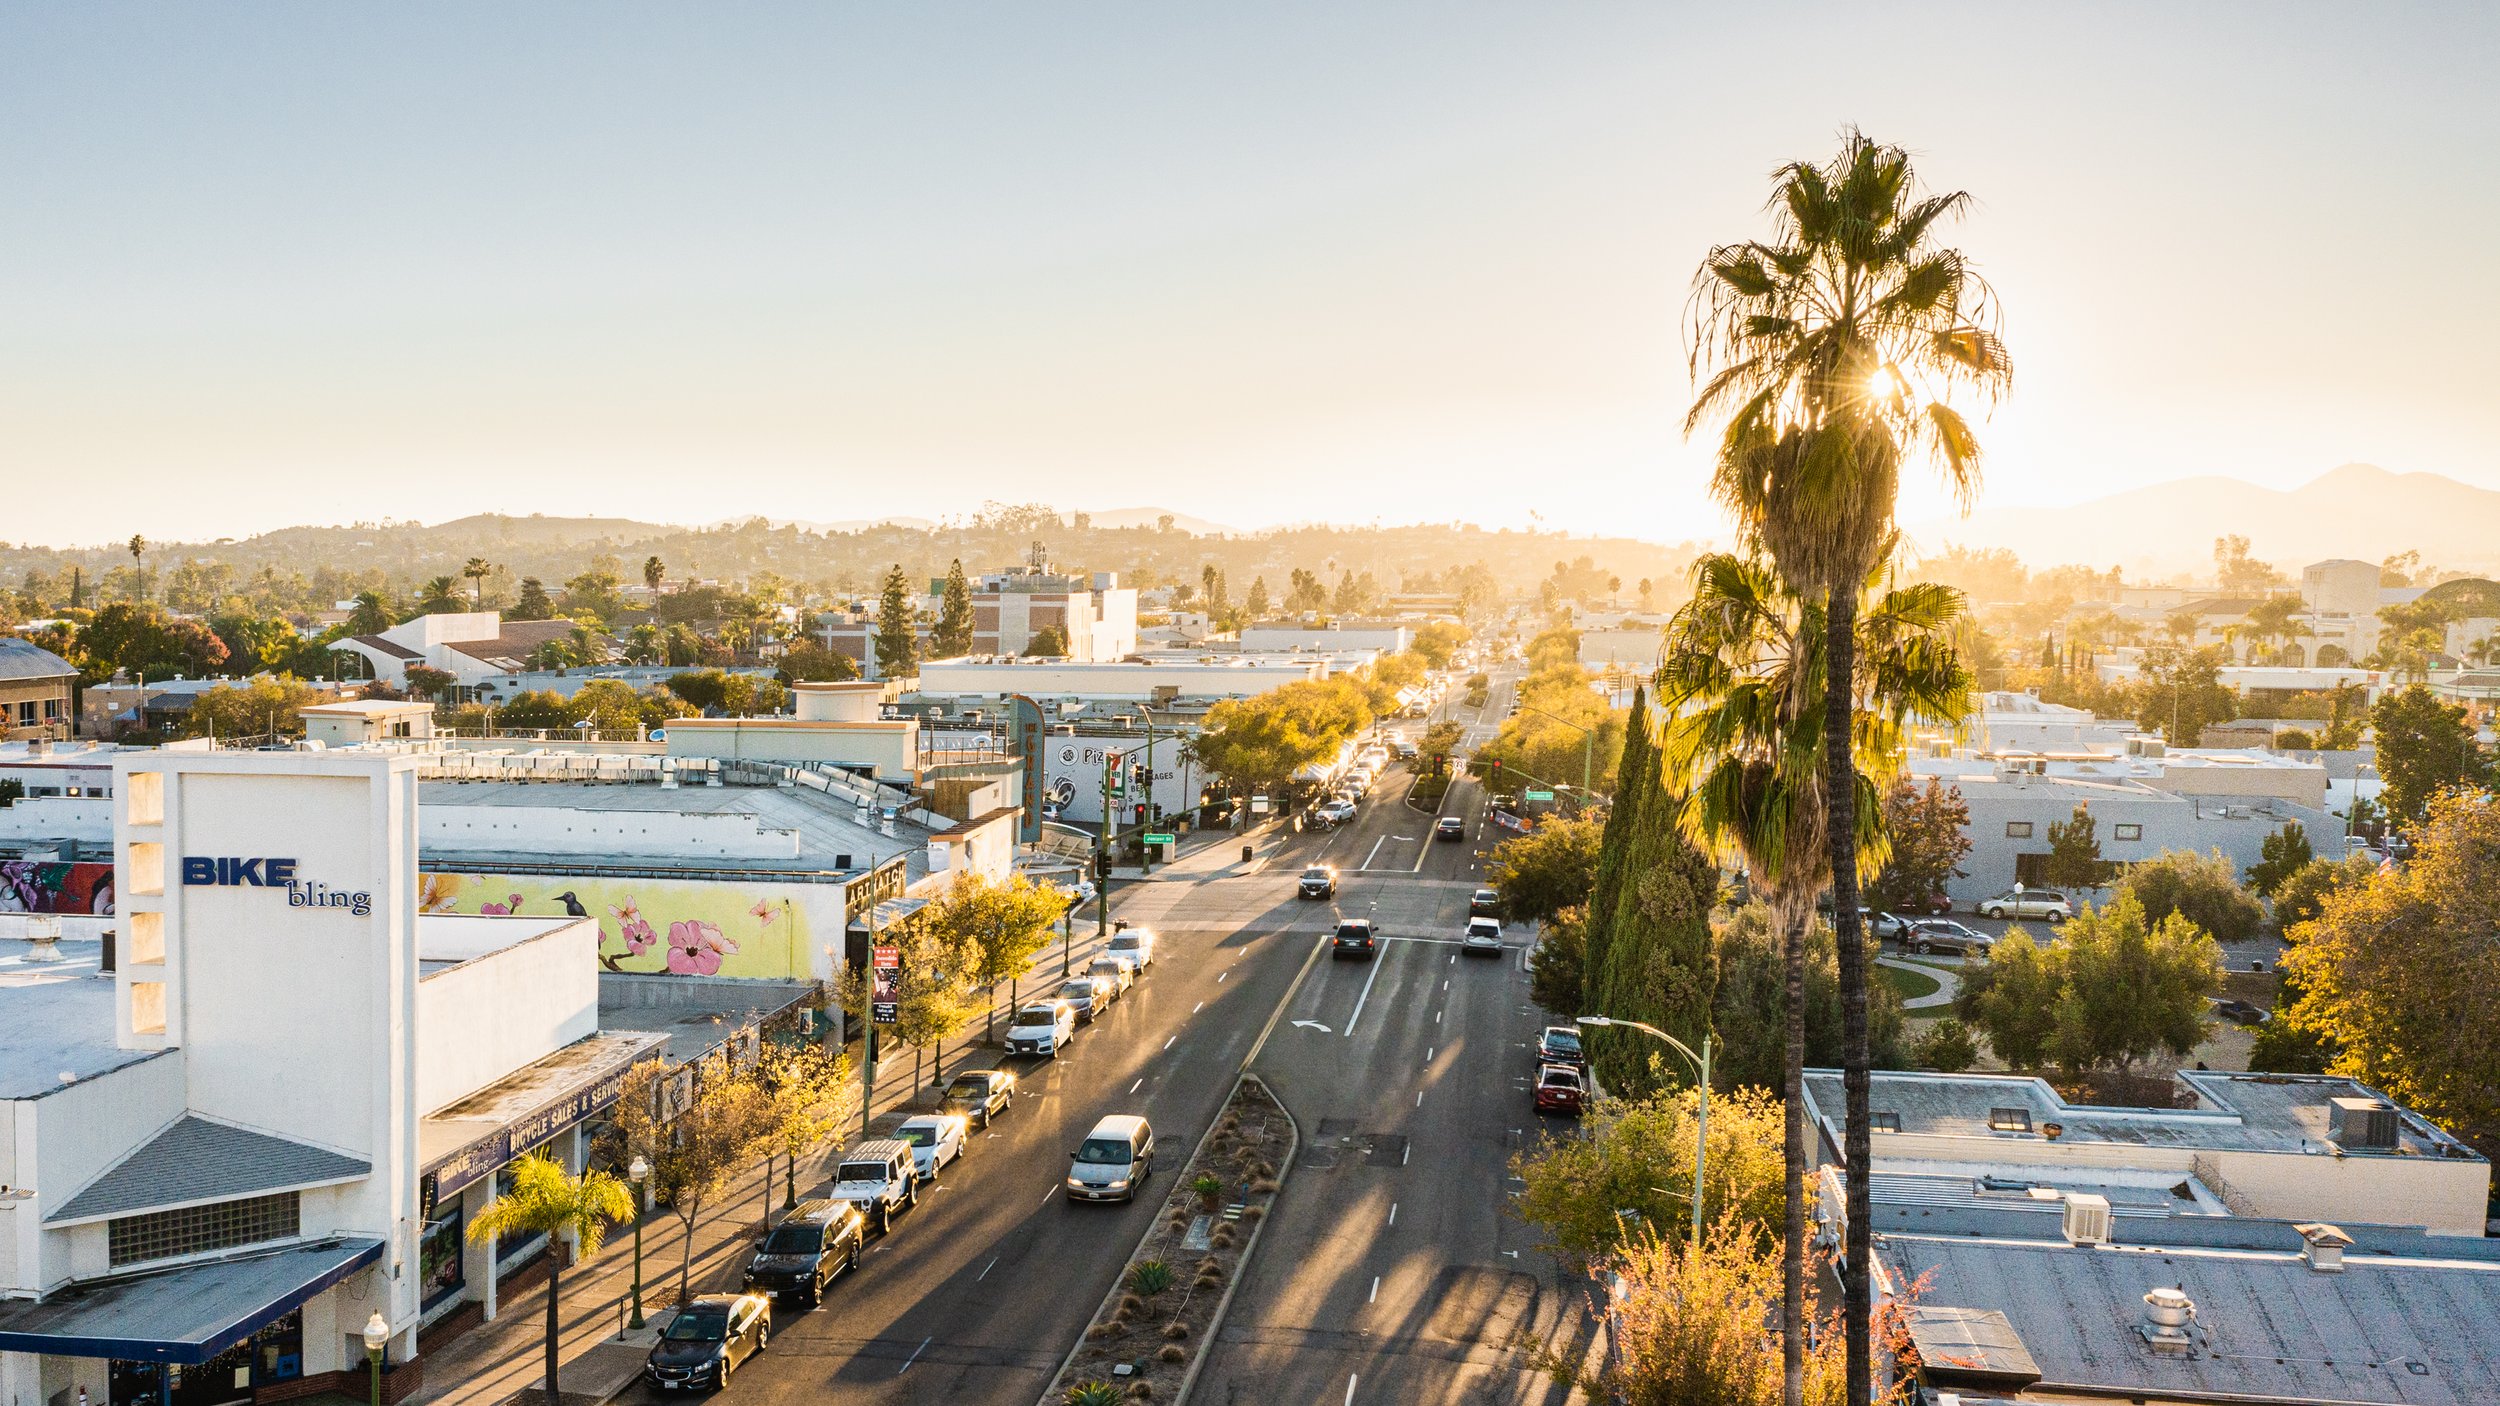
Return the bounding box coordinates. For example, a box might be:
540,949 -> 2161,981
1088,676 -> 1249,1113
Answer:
10,1051 -> 186,1290
663,718 -> 919,777
2198,1147 -> 2490,1238
1238,625 -> 1412,654
414,919 -> 599,1115
423,803 -> 803,861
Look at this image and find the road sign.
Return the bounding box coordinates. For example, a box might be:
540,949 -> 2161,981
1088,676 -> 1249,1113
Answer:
1143,832 -> 1175,845
1524,788 -> 1555,802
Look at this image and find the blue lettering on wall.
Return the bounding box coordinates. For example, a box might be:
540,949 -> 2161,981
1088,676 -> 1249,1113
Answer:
181,856 -> 366,915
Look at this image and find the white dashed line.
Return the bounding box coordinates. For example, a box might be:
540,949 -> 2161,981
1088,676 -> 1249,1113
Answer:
977,1256 -> 998,1280
1163,1036 -> 1176,1051
1434,1010 -> 1442,1024
1388,1202 -> 1397,1226
896,1335 -> 931,1374
1426,1047 -> 1434,1062
1415,1090 -> 1424,1107
1130,1077 -> 1144,1093
1345,1374 -> 1359,1405
1041,1186 -> 1057,1205
1402,1143 -> 1410,1166
1219,970 -> 1229,982
1193,1001 -> 1204,1014
1369,1275 -> 1380,1303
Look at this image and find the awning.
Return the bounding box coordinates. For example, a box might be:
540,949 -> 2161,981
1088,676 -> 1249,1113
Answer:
0,1238 -> 382,1364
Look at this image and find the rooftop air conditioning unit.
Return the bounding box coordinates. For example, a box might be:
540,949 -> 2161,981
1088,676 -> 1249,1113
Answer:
2061,1192 -> 2111,1246
2331,1096 -> 2398,1150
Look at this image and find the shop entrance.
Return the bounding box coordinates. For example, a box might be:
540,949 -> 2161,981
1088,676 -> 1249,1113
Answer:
110,1312 -> 303,1406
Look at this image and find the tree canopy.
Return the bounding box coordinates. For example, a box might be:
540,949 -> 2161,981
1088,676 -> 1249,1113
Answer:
2368,684 -> 2491,825
2115,848 -> 2264,945
1485,816 -> 1605,924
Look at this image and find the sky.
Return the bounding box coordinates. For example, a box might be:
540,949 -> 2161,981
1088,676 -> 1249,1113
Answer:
5,3 -> 2498,548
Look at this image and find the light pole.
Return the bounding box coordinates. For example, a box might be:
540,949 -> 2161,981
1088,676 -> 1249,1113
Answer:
1514,702 -> 1595,811
626,1155 -> 650,1330
1130,706 -> 1156,877
361,1310 -> 390,1406
1575,1015 -> 1714,1256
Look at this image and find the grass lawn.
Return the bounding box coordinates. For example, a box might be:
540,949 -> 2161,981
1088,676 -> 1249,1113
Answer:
1879,963 -> 1944,1003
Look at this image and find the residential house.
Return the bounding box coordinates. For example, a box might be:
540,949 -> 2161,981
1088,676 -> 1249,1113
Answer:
0,639 -> 76,743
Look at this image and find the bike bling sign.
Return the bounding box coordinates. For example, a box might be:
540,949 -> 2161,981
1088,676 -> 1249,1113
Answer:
181,855 -> 375,916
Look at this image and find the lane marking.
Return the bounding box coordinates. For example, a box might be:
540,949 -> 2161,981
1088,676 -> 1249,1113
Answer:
1346,1374 -> 1359,1406
1343,943 -> 1389,1039
1041,1186 -> 1057,1205
1362,836 -> 1388,869
1415,1090 -> 1424,1107
1193,1000 -> 1205,1014
1164,1036 -> 1176,1051
896,1335 -> 931,1375
1218,971 -> 1228,983
977,1256 -> 997,1281
1369,1275 -> 1380,1304
1426,1046 -> 1433,1062
1130,1077 -> 1144,1093
1388,1202 -> 1397,1226
1435,1009 -> 1442,1024
1443,979 -> 1449,991
1402,1143 -> 1410,1166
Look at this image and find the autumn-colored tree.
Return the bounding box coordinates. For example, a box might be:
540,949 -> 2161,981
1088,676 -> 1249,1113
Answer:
1866,778 -> 1970,914
609,1058 -> 777,1302
1512,1085 -> 1791,1267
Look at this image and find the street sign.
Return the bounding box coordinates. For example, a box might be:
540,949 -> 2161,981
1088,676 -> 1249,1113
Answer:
1143,832 -> 1175,845
871,945 -> 900,1024
1523,789 -> 1555,802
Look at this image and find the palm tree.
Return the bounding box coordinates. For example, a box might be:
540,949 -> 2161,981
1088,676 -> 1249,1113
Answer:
644,555 -> 666,598
128,534 -> 148,601
465,1153 -> 633,1402
463,557 -> 493,608
418,576 -> 464,614
1685,130 -> 2008,1399
347,591 -> 394,636
1657,553 -> 1971,1406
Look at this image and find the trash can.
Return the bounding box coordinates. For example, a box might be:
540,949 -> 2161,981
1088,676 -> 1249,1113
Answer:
1242,844 -> 1255,864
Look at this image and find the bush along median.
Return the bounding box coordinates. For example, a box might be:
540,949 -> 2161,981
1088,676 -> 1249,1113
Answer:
1041,1075 -> 1297,1405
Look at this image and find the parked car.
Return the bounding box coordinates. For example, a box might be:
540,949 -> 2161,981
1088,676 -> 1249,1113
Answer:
1902,919 -> 1995,956
741,1201 -> 864,1308
1108,925 -> 1158,970
2211,997 -> 2271,1025
1056,973 -> 1113,1023
941,1069 -> 1015,1126
1008,1001 -> 1078,1058
1299,865 -> 1339,899
1313,800 -> 1357,827
1535,1025 -> 1586,1068
825,1140 -> 918,1233
1087,953 -> 1136,997
1469,887 -> 1500,917
1866,910 -> 1914,941
1978,889 -> 2073,921
646,1293 -> 771,1391
1462,916 -> 1504,956
1065,1114 -> 1156,1204
893,1114 -> 969,1182
1394,742 -> 1419,761
1332,918 -> 1379,959
1434,816 -> 1466,842
1533,1064 -> 1586,1116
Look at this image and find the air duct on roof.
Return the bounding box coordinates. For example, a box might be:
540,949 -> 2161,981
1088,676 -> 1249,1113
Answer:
2061,1193 -> 2111,1247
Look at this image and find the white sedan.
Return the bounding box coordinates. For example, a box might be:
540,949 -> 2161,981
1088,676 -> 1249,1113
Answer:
893,1114 -> 968,1182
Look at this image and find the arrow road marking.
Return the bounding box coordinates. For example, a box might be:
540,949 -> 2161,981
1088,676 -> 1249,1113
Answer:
1292,1020 -> 1334,1033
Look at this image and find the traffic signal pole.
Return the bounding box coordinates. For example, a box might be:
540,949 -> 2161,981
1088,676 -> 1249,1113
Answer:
1096,744 -> 1115,937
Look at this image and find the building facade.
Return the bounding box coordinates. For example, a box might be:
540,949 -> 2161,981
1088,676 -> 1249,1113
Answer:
0,641 -> 76,744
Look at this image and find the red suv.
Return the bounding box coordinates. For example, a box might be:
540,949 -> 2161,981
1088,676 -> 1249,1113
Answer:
1533,1065 -> 1585,1115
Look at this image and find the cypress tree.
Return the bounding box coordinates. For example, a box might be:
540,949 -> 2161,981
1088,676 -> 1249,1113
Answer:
1582,686 -> 1653,1002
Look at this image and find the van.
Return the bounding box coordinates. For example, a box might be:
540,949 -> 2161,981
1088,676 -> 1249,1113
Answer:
1066,1114 -> 1155,1203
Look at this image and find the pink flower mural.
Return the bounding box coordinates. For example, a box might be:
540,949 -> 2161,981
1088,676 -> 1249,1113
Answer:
665,919 -> 738,976
750,898 -> 778,927
478,893 -> 523,916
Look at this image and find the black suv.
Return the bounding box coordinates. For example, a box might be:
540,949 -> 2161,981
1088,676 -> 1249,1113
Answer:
1536,1025 -> 1586,1068
741,1200 -> 864,1308
1332,919 -> 1378,959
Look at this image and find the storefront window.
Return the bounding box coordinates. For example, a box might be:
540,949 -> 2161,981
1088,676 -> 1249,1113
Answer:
111,1313 -> 300,1406
419,1209 -> 467,1309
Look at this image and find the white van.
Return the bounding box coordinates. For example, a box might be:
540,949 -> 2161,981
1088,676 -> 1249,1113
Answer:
1066,1114 -> 1156,1203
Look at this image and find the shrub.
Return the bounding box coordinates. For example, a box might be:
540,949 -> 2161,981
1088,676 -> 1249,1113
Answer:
1210,1224 -> 1237,1249
1116,1294 -> 1143,1316
1158,1344 -> 1188,1364
1066,1384 -> 1124,1406
1161,1321 -> 1189,1340
1127,1261 -> 1174,1298
1912,1018 -> 1979,1073
1191,1174 -> 1227,1211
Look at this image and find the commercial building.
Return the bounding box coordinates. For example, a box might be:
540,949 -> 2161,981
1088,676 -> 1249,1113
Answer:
911,655 -> 1335,709
0,751 -> 811,1406
1805,1069 -> 2490,1238
330,613 -> 595,694
1235,623 -> 1412,655
814,559 -> 1139,676
0,641 -> 76,744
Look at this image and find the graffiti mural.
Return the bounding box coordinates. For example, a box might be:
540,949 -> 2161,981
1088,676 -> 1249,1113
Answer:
418,871 -> 832,979
0,860 -> 115,915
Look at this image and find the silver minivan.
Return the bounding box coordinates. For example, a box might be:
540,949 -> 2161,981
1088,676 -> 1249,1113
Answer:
1065,1114 -> 1155,1203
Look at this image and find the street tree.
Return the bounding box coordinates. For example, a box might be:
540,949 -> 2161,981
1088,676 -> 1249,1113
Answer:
1866,778 -> 1970,914
2246,823 -> 2315,899
1485,816 -> 1605,924
1527,907 -> 1587,1015
1684,129 -> 2010,1403
926,873 -> 1068,1043
1411,620 -> 1469,670
2281,792 -> 2500,1156
934,559 -> 976,657
1185,676 -> 1374,800
2041,803 -> 2106,893
463,1153 -> 634,1404
2116,848 -> 2264,944
1512,1085 -> 1790,1267
875,565 -> 919,677
2368,684 -> 2492,825
754,1039 -> 854,1210
2046,892 -> 2223,1074
611,1057 -> 777,1302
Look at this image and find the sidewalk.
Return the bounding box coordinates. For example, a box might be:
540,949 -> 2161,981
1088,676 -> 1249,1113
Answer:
1114,817 -> 1293,883
408,925 -> 1132,1406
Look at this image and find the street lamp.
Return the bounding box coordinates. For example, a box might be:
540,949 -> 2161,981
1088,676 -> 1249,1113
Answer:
626,1155 -> 650,1330
1575,1015 -> 1714,1256
360,1310 -> 390,1406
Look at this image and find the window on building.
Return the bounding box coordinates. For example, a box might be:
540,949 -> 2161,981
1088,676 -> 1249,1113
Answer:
1987,1107 -> 2034,1133
2005,821 -> 2033,839
108,1192 -> 301,1267
2115,823 -> 2142,841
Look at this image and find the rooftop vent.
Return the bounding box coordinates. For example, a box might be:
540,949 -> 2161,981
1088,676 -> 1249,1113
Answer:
1987,1107 -> 2034,1133
22,916 -> 66,964
2296,1222 -> 2353,1273
2061,1193 -> 2111,1247
2331,1096 -> 2398,1150
2137,1286 -> 2199,1354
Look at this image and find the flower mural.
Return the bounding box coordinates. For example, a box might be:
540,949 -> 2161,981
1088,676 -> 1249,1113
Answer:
664,919 -> 737,975
416,871 -> 818,980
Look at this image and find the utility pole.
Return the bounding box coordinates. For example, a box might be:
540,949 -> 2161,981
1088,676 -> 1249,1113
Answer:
1096,743 -> 1116,937
1134,707 -> 1155,878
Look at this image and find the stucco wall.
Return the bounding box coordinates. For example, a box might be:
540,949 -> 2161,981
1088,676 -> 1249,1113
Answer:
414,919 -> 599,1115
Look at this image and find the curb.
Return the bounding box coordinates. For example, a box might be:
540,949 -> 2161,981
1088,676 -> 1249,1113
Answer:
1172,1083 -> 1297,1406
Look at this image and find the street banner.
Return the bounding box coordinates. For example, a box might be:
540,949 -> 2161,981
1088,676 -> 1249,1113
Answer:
871,945 -> 900,1024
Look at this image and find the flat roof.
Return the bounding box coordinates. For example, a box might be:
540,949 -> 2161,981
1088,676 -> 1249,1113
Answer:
1884,1231 -> 2500,1405
0,938 -> 164,1100
419,778 -> 925,877
1805,1070 -> 2483,1161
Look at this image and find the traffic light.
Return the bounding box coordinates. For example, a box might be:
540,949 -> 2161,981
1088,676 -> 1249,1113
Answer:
1133,802 -> 1148,824
1490,758 -> 1503,775
1132,762 -> 1150,792
1094,852 -> 1111,879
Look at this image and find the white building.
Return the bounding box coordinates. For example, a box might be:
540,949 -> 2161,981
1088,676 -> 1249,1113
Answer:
0,751 -> 812,1406
814,561 -> 1140,678
911,655 -> 1333,706
1235,623 -> 1412,655
331,613 -> 593,693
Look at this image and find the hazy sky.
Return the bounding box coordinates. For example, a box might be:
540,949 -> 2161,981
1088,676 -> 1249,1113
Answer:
6,3 -> 2496,548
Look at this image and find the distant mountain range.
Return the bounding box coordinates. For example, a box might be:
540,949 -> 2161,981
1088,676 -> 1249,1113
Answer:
1903,464 -> 2500,577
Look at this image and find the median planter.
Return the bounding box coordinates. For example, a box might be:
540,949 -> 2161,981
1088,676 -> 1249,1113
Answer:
1040,1075 -> 1296,1405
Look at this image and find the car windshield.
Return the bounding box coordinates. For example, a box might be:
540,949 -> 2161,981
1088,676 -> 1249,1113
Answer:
835,1161 -> 890,1184
1111,935 -> 1142,949
896,1125 -> 936,1147
1075,1137 -> 1134,1165
665,1309 -> 731,1341
1541,1070 -> 1580,1089
1015,1007 -> 1058,1024
1544,1029 -> 1581,1053
946,1076 -> 989,1097
1059,982 -> 1095,1000
1303,869 -> 1329,880
759,1226 -> 822,1255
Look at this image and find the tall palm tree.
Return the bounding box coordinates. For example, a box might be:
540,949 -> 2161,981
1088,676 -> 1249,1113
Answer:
644,555 -> 667,598
1657,552 -> 1971,1406
463,556 -> 493,608
128,535 -> 148,601
465,1153 -> 633,1402
418,576 -> 464,614
1685,130 -> 2008,1398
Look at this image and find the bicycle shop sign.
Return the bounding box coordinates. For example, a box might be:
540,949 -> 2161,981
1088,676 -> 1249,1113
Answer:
180,856 -> 375,917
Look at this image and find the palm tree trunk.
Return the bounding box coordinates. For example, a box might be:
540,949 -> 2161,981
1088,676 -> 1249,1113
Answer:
544,1255 -> 563,1400
1781,899 -> 1807,1406
1823,587 -> 1874,1404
